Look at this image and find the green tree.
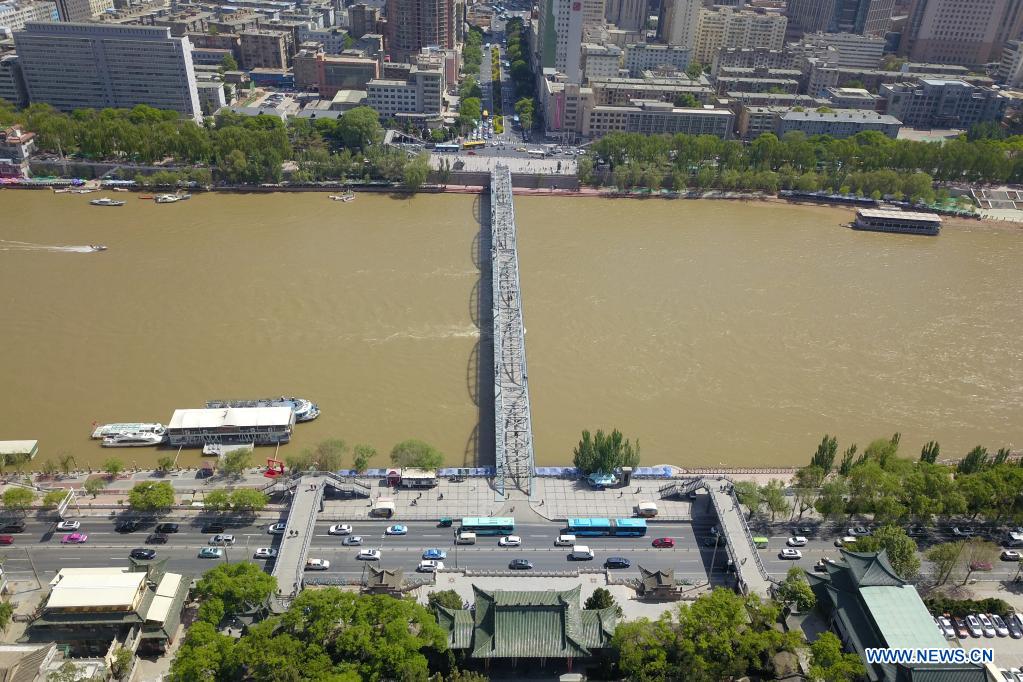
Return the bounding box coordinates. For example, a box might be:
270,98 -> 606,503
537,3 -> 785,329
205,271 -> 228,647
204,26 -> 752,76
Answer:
760,479 -> 790,521
838,443 -> 857,476
352,444 -> 377,473
960,539 -> 1000,585
390,439 -> 444,469
847,525 -> 921,579
197,596 -> 226,625
41,489 -> 67,508
811,434 -> 838,474
733,480 -> 762,519
815,478 -> 848,521
58,453 -> 76,476
83,477 -> 107,498
427,589 -> 464,612
111,645 -> 133,680
229,488 -> 268,512
312,438 -> 347,472
920,440 -> 940,464
156,456 -> 176,473
927,542 -> 964,585
196,562 -> 277,621
958,446 -> 989,474
572,428 -> 640,475
0,601 -> 11,632
127,481 -> 175,512
2,487 -> 34,514
167,621 -> 235,682
808,631 -> 864,682
336,106 -> 382,150
459,97 -> 482,128
220,448 -> 251,478
673,93 -> 700,108
792,465 -> 825,518
219,54 -> 239,72
403,152 -> 431,192
203,489 -> 231,512
776,566 -> 816,611
685,62 -> 705,80
103,457 -> 124,479
584,587 -> 623,617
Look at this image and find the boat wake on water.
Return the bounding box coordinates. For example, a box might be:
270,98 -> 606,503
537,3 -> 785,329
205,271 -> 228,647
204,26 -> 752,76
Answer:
0,240 -> 106,253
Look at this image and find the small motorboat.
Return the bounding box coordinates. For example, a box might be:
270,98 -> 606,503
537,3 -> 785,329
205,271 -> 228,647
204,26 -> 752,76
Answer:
71,188 -> 97,194
90,197 -> 125,206
88,244 -> 108,252
139,195 -> 154,200
112,187 -> 129,192
329,192 -> 355,203
53,188 -> 72,194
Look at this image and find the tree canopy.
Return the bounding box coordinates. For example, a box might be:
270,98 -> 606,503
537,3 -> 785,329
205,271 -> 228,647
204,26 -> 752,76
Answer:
808,631 -> 864,682
127,481 -> 175,512
390,439 -> 444,469
776,567 -> 816,612
1,487 -> 34,513
195,562 -> 277,624
847,525 -> 921,579
572,429 -> 640,475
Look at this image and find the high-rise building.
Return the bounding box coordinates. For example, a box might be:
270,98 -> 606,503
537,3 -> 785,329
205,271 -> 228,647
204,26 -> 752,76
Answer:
348,3 -> 379,39
0,0 -> 58,35
604,0 -> 645,31
900,0 -> 1023,66
239,30 -> 292,69
693,8 -> 786,63
881,78 -> 1008,128
384,0 -> 457,63
13,22 -> 201,120
537,0 -> 600,81
656,0 -> 700,48
785,0 -> 894,40
53,0 -> 111,22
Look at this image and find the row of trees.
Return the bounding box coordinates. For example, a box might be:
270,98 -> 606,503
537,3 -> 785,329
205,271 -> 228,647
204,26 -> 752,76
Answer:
572,428 -> 641,475
578,128 -> 1023,197
736,433 -> 1023,527
505,18 -> 537,131
285,437 -> 444,472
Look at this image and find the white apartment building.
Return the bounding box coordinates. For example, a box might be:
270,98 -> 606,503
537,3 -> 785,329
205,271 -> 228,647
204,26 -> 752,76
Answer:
623,43 -> 691,77
693,7 -> 787,64
0,0 -> 57,35
54,0 -> 111,22
296,25 -> 349,54
582,43 -> 622,81
366,65 -> 444,121
656,0 -> 700,48
14,23 -> 201,121
798,31 -> 884,69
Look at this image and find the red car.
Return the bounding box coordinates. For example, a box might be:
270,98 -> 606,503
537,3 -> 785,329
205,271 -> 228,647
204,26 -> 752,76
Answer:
0,535 -> 13,545
652,537 -> 675,548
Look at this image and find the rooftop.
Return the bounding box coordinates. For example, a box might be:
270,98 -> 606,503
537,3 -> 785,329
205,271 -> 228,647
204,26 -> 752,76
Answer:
46,567 -> 146,611
858,209 -> 942,223
780,109 -> 901,124
167,406 -> 294,429
0,440 -> 37,455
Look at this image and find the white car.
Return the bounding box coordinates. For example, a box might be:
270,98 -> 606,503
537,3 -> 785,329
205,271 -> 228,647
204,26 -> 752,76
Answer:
305,558 -> 330,571
978,613 -> 997,637
937,616 -> 956,639
834,536 -> 858,547
991,614 -> 1010,637
358,549 -> 381,561
56,520 -> 80,531
779,548 -> 802,560
965,614 -> 983,637
498,535 -> 521,547
209,534 -> 235,545
268,523 -> 286,535
786,536 -> 808,547
417,560 -> 444,573
1002,550 -> 1022,561
329,524 -> 353,535
343,535 -> 363,546
254,548 -> 278,559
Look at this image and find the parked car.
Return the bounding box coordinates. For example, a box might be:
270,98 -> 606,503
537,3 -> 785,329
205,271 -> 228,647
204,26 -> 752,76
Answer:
155,523 -> 179,534
848,527 -> 870,536
906,525 -> 927,537
937,616 -> 956,639
209,534 -> 235,545
56,520 -> 80,531
199,547 -> 224,559
268,523 -> 287,535
1002,550 -> 1022,561
498,535 -> 521,547
254,548 -> 278,559
130,548 -> 156,560
953,527 -> 976,537
417,560 -> 444,573
992,614 -> 1011,637
201,523 -> 226,534
1007,615 -> 1023,639
652,537 -> 675,548
605,556 -> 631,569
385,525 -> 408,535
61,532 -> 88,544
145,533 -> 168,544
343,536 -> 363,546
329,524 -> 353,535
965,614 -> 984,637
357,549 -> 381,561
305,559 -> 330,571
423,548 -> 447,560
835,536 -> 858,547
787,536 -> 808,547
978,613 -> 997,637
952,617 -> 970,639
509,559 -> 533,570
779,548 -> 802,560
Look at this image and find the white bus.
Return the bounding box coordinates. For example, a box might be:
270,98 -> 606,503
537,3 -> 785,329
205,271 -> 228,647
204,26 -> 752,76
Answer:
527,149 -> 545,158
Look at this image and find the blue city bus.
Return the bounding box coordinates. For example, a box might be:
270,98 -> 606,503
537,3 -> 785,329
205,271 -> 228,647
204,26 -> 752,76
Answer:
566,518 -> 648,537
612,518 -> 648,537
460,517 -> 515,535
435,143 -> 461,152
566,518 -> 613,536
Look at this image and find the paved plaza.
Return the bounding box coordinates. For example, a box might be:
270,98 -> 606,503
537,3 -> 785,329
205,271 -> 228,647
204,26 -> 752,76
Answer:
529,478 -> 693,521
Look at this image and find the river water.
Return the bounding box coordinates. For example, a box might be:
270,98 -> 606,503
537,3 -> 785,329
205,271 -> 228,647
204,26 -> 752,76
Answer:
1,190 -> 1020,469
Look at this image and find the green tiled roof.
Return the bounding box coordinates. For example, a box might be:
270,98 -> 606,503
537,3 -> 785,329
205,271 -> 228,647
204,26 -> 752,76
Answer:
436,585 -> 618,659
860,586 -> 947,651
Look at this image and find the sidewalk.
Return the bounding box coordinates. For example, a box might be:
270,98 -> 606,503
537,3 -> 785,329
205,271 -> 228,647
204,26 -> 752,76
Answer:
529,478 -> 693,521
320,478 -> 501,522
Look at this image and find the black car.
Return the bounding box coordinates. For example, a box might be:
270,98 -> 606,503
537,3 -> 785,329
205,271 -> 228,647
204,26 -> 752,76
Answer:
155,523 -> 179,534
201,523 -> 226,534
115,520 -> 139,533
605,556 -> 631,569
0,521 -> 25,534
509,559 -> 533,570
129,548 -> 156,560
145,533 -> 168,544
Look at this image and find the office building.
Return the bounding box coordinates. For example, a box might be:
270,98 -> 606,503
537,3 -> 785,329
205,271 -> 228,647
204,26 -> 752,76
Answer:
798,31 -> 884,69
348,2 -> 378,39
880,79 -> 1008,129
715,66 -> 802,94
586,99 -> 734,137
785,0 -> 894,40
239,29 -> 292,69
366,63 -> 444,121
900,0 -> 1023,66
693,7 -> 786,63
999,39 -> 1023,88
823,86 -> 882,109
384,0 -> 458,63
582,43 -> 622,81
53,0 -> 110,22
537,0 -> 603,81
297,26 -> 350,54
623,43 -> 691,77
294,46 -> 379,97
604,0 -> 644,31
0,0 -> 57,35
776,108 -> 901,138
590,76 -> 712,105
0,53 -> 27,107
14,22 -> 201,120
656,0 -> 700,48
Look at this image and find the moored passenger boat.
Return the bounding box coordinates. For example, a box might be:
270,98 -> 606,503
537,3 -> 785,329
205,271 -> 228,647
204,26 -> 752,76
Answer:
852,209 -> 941,236
205,397 -> 320,422
91,422 -> 166,439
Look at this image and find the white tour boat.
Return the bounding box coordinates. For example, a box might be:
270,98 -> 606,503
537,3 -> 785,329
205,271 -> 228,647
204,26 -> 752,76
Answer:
205,396 -> 320,422
90,197 -> 125,207
101,432 -> 166,447
91,422 -> 166,439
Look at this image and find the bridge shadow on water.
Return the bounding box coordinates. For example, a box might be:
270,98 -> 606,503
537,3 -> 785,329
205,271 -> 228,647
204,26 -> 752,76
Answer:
463,191 -> 496,469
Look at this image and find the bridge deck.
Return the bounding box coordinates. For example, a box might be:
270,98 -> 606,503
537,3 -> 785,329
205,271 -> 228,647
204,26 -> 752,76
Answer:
270,474 -> 324,611
703,479 -> 774,598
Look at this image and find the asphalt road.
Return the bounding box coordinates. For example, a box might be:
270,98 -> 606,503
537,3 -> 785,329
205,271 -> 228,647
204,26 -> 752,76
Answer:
2,515 -> 1019,584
